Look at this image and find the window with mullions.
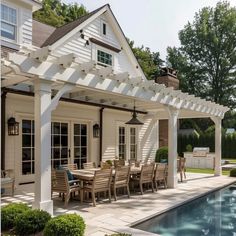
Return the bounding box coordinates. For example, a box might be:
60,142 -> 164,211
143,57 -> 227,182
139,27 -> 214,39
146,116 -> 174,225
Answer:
97,50 -> 112,66
1,4 -> 17,41
51,122 -> 69,168
74,124 -> 87,169
130,127 -> 137,160
22,120 -> 35,175
118,127 -> 126,159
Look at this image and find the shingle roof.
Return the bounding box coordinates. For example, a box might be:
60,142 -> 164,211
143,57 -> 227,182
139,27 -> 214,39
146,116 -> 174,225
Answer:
41,4 -> 108,47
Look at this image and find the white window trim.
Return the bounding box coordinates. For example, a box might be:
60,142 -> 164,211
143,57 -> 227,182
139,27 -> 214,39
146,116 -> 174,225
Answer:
97,48 -> 113,67
1,2 -> 18,44
116,122 -> 140,161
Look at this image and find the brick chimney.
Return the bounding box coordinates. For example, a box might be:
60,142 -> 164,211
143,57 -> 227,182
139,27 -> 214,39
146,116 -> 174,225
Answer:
156,67 -> 179,147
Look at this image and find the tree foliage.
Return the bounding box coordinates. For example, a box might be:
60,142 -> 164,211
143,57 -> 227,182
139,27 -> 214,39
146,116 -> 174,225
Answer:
128,39 -> 164,80
33,0 -> 87,27
167,1 -> 236,109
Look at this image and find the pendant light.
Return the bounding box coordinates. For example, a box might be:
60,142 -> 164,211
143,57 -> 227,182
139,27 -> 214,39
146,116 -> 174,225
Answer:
125,102 -> 143,125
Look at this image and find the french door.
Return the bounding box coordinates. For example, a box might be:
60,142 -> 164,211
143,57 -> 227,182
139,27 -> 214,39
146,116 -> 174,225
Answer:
118,125 -> 138,160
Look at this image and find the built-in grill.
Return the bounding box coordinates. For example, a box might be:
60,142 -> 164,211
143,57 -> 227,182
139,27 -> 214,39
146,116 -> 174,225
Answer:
192,147 -> 210,157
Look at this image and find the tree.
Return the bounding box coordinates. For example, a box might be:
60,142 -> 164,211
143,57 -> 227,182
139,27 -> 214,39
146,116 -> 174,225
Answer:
128,39 -> 164,80
33,0 -> 87,27
167,1 -> 236,109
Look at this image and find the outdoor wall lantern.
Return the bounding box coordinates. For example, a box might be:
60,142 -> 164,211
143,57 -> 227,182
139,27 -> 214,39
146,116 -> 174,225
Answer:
125,102 -> 144,125
8,117 -> 19,135
93,124 -> 100,138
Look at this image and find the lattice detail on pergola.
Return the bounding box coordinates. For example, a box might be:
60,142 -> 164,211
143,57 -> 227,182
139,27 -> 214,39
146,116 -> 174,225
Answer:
1,45 -> 229,118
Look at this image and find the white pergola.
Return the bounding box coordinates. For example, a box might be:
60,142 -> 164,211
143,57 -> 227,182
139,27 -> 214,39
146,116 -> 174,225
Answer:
1,45 -> 229,214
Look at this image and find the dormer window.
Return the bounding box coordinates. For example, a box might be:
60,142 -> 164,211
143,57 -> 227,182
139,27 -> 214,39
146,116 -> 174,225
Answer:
1,4 -> 17,41
97,50 -> 112,66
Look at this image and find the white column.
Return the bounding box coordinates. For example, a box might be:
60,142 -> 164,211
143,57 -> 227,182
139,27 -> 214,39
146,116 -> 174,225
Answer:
167,107 -> 179,188
211,117 -> 222,176
33,79 -> 53,215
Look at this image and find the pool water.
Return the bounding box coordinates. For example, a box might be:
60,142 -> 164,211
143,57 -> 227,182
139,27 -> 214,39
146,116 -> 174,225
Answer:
134,183 -> 236,236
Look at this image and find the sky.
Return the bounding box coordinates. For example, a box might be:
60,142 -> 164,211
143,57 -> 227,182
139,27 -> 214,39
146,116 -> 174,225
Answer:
63,0 -> 236,61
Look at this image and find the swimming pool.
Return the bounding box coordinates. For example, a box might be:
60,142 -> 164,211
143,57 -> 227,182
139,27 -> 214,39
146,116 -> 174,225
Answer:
134,183 -> 236,236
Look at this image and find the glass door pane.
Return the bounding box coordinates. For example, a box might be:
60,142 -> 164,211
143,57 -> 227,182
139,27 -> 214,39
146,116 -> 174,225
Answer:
118,127 -> 126,159
51,122 -> 69,168
73,124 -> 88,169
130,127 -> 137,160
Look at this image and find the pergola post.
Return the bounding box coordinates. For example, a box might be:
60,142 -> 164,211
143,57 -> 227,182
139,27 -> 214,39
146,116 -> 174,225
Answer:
167,107 -> 179,188
211,117 -> 222,176
33,79 -> 53,215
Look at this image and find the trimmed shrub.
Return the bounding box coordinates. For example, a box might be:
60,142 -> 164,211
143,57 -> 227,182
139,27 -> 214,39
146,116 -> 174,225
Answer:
230,169 -> 236,177
155,147 -> 168,163
15,209 -> 51,236
44,214 -> 85,236
1,203 -> 30,231
106,160 -> 113,166
186,144 -> 193,152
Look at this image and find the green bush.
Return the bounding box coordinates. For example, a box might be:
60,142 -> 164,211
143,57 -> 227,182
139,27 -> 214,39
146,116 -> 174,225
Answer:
44,214 -> 85,236
155,147 -> 168,163
1,203 -> 30,231
186,144 -> 193,152
15,209 -> 51,235
106,160 -> 113,166
230,169 -> 236,177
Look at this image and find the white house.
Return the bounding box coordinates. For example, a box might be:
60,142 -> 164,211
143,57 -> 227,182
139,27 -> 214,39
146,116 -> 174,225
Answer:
1,1 -> 229,214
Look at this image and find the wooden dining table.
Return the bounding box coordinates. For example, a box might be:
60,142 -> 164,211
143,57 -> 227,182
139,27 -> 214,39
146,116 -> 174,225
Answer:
71,166 -> 141,182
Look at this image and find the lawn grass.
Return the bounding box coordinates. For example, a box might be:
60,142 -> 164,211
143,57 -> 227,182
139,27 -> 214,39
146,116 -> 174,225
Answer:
222,158 -> 236,163
186,168 -> 230,176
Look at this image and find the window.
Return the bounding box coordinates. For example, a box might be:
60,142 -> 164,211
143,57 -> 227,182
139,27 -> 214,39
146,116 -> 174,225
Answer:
51,122 -> 69,168
73,124 -> 87,169
118,127 -> 126,159
1,4 -> 17,41
102,23 -> 106,35
130,127 -> 137,160
97,50 -> 112,66
22,120 -> 34,175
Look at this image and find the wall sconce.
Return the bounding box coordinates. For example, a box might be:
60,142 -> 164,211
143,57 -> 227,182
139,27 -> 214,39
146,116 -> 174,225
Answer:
8,117 -> 19,135
93,124 -> 100,138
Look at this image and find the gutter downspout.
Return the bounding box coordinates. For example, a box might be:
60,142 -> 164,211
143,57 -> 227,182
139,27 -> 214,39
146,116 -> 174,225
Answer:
1,91 -> 7,170
99,107 -> 104,162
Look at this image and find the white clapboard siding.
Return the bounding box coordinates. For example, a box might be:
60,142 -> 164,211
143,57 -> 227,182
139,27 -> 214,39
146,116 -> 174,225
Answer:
54,14 -> 138,77
21,8 -> 32,45
139,117 -> 159,162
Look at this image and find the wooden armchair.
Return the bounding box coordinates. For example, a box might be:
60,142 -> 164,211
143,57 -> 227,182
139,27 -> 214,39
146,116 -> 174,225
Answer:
153,163 -> 167,190
112,166 -> 130,201
83,162 -> 96,169
114,159 -> 125,168
131,163 -> 155,194
60,163 -> 78,171
81,169 -> 112,207
1,170 -> 15,196
51,169 -> 80,207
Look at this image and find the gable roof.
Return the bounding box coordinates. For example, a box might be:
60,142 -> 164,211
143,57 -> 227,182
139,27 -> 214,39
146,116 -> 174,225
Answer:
41,4 -> 147,80
42,4 -> 108,47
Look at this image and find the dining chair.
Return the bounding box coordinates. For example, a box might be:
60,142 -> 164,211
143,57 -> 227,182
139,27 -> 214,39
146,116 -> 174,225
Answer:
112,166 -> 130,201
51,169 -> 81,207
60,163 -> 78,171
83,162 -> 96,169
153,163 -> 167,190
130,163 -> 155,194
129,159 -> 141,167
81,169 -> 112,207
114,159 -> 125,168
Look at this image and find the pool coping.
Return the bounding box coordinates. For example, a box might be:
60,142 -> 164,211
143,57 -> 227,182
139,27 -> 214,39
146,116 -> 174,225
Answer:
101,177 -> 236,236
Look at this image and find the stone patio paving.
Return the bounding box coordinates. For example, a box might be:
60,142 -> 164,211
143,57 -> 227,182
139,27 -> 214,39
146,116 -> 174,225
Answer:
1,173 -> 236,236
